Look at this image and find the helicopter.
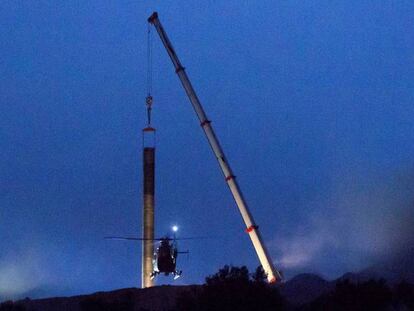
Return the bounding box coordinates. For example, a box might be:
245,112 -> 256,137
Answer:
105,226 -> 193,280
151,234 -> 189,280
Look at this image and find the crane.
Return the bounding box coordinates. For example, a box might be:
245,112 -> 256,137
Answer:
148,12 -> 282,283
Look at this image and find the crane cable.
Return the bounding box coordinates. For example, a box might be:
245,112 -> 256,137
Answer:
146,22 -> 153,126
142,20 -> 155,149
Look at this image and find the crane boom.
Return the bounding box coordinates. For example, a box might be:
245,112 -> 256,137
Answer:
148,12 -> 281,283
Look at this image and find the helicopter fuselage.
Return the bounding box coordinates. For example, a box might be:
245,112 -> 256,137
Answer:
151,238 -> 182,279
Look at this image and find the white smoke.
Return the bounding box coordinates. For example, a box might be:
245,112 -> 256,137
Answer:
0,249 -> 50,300
272,167 -> 414,277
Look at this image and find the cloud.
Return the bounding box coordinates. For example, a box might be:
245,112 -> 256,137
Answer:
0,249 -> 50,300
272,167 -> 414,278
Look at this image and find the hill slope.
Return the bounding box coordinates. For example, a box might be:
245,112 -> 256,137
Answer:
14,285 -> 199,311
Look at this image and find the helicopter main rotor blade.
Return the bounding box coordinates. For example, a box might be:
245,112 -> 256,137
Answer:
104,236 -> 213,241
104,236 -> 162,241
172,237 -> 212,240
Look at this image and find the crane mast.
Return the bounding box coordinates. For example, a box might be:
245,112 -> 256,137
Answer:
148,12 -> 281,283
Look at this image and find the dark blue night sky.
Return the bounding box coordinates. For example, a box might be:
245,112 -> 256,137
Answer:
1,1 -> 413,299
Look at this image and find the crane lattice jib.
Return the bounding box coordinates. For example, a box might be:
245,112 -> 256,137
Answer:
148,12 -> 282,283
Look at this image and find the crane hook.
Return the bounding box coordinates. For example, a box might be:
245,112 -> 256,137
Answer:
146,95 -> 153,126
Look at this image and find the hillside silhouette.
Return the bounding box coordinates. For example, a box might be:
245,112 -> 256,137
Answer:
1,265 -> 413,311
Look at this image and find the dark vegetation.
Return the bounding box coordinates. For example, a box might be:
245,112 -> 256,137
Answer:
0,301 -> 26,311
177,266 -> 414,311
176,265 -> 285,311
298,279 -> 413,311
2,266 -> 414,310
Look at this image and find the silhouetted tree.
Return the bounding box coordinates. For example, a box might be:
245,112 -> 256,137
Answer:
251,265 -> 267,283
176,265 -> 285,311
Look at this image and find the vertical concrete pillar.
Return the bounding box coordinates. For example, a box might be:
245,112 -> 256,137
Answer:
142,147 -> 155,288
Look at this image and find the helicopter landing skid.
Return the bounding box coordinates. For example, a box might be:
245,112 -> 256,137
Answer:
173,270 -> 182,280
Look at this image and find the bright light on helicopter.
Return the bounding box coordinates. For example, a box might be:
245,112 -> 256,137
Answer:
172,225 -> 179,232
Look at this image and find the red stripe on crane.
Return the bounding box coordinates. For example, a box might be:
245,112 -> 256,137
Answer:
175,66 -> 185,73
245,225 -> 258,233
225,175 -> 235,181
200,120 -> 211,127
269,277 -> 277,284
143,127 -> 156,132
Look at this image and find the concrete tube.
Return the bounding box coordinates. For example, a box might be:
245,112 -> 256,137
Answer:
142,147 -> 155,288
